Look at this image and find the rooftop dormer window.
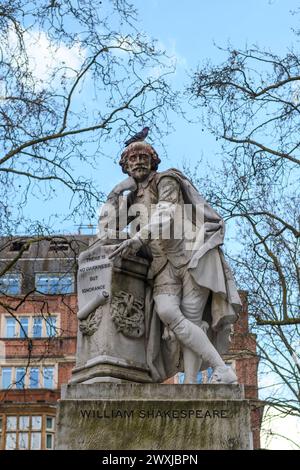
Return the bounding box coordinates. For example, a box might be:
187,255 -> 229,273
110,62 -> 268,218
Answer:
49,241 -> 69,252
9,241 -> 29,252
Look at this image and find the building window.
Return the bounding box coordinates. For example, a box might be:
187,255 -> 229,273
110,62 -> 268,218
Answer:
19,432 -> 29,450
9,241 -> 29,252
0,366 -> 56,390
1,367 -> 12,389
2,415 -> 54,450
19,416 -> 30,431
15,367 -> 26,389
35,273 -> 74,294
45,317 -> 57,337
31,432 -> 41,450
46,416 -> 54,430
19,317 -> 29,338
46,416 -> 55,449
5,317 -> 16,338
2,315 -> 58,339
43,367 -> 54,389
32,317 -> 42,337
49,241 -> 69,252
46,433 -> 53,449
5,432 -> 17,450
0,273 -> 22,295
29,368 -> 39,389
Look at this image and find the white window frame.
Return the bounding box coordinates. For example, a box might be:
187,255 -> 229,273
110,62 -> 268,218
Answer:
0,273 -> 22,295
29,367 -> 40,389
41,366 -> 55,389
2,414 -> 55,450
1,367 -> 12,390
0,364 -> 58,390
1,314 -> 59,339
35,272 -> 74,295
4,317 -> 17,338
45,415 -> 56,450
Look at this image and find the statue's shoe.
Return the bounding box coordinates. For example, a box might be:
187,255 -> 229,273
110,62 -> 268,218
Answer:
210,366 -> 238,384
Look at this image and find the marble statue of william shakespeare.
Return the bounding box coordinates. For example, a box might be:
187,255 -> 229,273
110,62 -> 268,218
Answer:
99,141 -> 241,384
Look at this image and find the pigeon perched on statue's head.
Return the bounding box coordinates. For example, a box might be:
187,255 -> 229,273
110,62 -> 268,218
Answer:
124,127 -> 150,147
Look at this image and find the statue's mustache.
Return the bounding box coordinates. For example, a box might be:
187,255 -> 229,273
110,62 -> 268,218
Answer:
132,166 -> 148,171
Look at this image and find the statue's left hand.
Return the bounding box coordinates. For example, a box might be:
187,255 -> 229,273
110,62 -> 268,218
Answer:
108,236 -> 143,260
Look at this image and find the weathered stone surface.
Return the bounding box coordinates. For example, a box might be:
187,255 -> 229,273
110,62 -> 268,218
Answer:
55,384 -> 252,450
71,243 -> 151,384
61,382 -> 244,400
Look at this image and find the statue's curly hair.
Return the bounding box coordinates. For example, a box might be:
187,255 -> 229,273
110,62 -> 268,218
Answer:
119,141 -> 161,174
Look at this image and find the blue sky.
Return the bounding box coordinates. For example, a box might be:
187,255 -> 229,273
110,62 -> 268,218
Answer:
131,0 -> 299,170
21,0 -> 300,233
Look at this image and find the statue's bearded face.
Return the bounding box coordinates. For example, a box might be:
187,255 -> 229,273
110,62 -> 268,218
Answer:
126,151 -> 152,182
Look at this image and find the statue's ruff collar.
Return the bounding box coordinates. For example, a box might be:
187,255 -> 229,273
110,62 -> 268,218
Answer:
136,171 -> 156,195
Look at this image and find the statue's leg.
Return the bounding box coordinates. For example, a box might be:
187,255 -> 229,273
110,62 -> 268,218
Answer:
153,264 -> 199,383
180,277 -> 210,384
153,290 -> 200,383
154,294 -> 237,384
182,348 -> 202,384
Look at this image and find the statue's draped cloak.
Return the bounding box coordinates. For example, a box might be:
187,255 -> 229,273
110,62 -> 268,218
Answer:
140,169 -> 242,382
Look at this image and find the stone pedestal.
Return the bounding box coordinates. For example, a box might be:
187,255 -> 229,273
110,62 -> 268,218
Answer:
55,383 -> 253,450
71,243 -> 151,384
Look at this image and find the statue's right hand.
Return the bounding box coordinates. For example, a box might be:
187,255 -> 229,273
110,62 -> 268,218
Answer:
107,176 -> 137,198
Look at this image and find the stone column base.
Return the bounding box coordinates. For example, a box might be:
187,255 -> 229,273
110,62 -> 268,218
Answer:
69,355 -> 152,384
55,383 -> 253,450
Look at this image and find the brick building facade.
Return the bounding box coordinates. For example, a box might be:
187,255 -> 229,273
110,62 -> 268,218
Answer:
0,236 -> 262,450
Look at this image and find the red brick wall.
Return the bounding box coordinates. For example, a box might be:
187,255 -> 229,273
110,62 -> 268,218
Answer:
58,362 -> 75,387
0,294 -> 78,395
0,388 -> 60,404
231,291 -> 261,449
